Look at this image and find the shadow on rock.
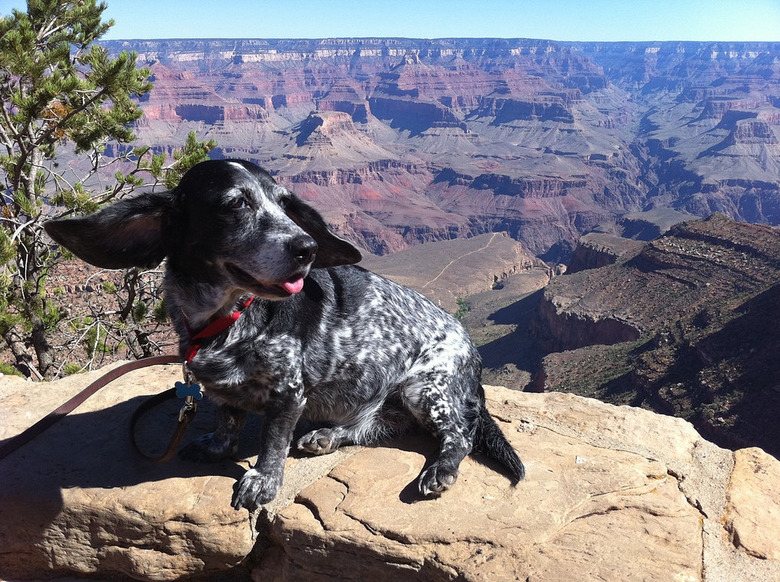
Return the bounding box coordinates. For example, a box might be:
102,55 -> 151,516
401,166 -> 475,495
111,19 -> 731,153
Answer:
0,393 -> 256,533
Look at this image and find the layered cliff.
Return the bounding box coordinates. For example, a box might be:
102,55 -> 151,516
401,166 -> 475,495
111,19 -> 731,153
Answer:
531,214 -> 780,456
100,38 -> 780,258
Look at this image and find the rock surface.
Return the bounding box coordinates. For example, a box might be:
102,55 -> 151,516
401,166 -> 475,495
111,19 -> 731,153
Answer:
1,364 -> 779,581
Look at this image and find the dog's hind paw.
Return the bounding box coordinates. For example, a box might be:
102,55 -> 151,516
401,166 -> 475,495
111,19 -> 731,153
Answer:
232,468 -> 282,511
417,464 -> 459,497
296,428 -> 343,455
179,433 -> 237,463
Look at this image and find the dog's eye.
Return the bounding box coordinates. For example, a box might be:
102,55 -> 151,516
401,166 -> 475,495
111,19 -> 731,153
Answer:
229,188 -> 255,210
231,194 -> 256,210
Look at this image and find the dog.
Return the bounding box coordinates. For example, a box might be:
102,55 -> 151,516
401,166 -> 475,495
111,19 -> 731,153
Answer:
44,159 -> 525,511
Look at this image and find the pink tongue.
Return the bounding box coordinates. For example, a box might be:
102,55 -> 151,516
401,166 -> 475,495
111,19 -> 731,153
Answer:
281,277 -> 305,294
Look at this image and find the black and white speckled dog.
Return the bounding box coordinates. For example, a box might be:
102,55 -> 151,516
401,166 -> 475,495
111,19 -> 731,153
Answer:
45,159 -> 525,511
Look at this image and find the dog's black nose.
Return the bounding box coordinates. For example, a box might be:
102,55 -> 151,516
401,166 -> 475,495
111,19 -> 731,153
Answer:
290,236 -> 318,265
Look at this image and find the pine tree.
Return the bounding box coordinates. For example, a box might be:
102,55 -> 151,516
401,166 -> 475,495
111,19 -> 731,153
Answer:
0,2 -> 213,377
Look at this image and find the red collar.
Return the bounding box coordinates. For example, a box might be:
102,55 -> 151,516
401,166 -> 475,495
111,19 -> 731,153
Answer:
184,295 -> 255,365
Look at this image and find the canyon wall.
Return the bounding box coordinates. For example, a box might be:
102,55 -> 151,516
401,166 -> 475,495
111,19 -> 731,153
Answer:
102,38 -> 780,259
531,215 -> 780,457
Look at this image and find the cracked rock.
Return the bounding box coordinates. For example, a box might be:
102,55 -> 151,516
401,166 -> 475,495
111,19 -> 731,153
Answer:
1,367 -> 780,581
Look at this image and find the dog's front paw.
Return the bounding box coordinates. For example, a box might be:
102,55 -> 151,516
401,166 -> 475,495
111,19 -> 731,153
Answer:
231,468 -> 283,511
179,433 -> 237,463
417,464 -> 459,497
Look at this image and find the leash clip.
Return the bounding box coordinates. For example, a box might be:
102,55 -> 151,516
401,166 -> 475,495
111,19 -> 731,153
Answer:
127,357 -> 203,464
178,397 -> 198,422
176,364 -> 203,422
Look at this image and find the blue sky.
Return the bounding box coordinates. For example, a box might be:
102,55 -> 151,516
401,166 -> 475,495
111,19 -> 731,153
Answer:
1,0 -> 779,42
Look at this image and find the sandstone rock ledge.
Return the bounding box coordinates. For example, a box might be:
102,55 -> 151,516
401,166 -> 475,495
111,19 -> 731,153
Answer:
1,365 -> 779,581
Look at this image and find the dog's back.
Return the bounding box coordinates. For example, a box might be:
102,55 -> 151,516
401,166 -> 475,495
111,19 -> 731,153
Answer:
266,265 -> 525,488
294,265 -> 482,426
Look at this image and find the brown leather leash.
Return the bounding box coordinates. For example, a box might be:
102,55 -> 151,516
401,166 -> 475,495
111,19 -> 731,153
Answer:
128,296 -> 255,461
129,363 -> 205,462
0,354 -> 185,462
0,296 -> 256,463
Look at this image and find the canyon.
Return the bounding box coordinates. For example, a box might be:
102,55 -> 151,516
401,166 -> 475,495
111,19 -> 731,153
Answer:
101,38 -> 780,260
527,214 -> 780,457
50,38 -> 780,456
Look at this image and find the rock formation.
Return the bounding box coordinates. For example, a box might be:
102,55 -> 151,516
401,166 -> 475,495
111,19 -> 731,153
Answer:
96,38 -> 780,260
531,214 -> 780,457
2,362 -> 780,581
565,232 -> 644,274
360,231 -> 547,311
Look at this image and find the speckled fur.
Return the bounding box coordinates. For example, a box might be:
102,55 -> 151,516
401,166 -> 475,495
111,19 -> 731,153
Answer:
44,159 -> 525,512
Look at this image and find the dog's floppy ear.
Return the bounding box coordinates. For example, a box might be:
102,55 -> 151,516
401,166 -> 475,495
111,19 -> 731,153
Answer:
44,192 -> 174,269
283,194 -> 362,268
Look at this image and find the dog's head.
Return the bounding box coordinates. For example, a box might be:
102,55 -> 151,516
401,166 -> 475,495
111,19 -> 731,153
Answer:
44,159 -> 362,299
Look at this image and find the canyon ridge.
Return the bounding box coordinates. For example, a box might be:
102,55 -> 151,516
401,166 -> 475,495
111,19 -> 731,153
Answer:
98,38 -> 780,261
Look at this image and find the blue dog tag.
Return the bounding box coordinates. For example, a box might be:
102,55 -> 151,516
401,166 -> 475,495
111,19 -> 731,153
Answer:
175,381 -> 203,400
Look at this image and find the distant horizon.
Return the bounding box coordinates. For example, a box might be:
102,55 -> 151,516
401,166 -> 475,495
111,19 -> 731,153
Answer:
100,36 -> 780,46
2,0 -> 780,43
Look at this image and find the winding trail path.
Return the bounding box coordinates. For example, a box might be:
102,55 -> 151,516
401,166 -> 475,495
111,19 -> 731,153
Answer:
422,232 -> 501,289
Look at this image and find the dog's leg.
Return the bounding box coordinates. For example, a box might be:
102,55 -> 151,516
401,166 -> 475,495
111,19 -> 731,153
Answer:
231,383 -> 306,512
297,397 -> 410,455
402,372 -> 478,497
180,404 -> 246,462
416,429 -> 472,496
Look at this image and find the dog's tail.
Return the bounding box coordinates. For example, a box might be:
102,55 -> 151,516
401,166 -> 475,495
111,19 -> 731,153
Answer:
474,403 -> 526,484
